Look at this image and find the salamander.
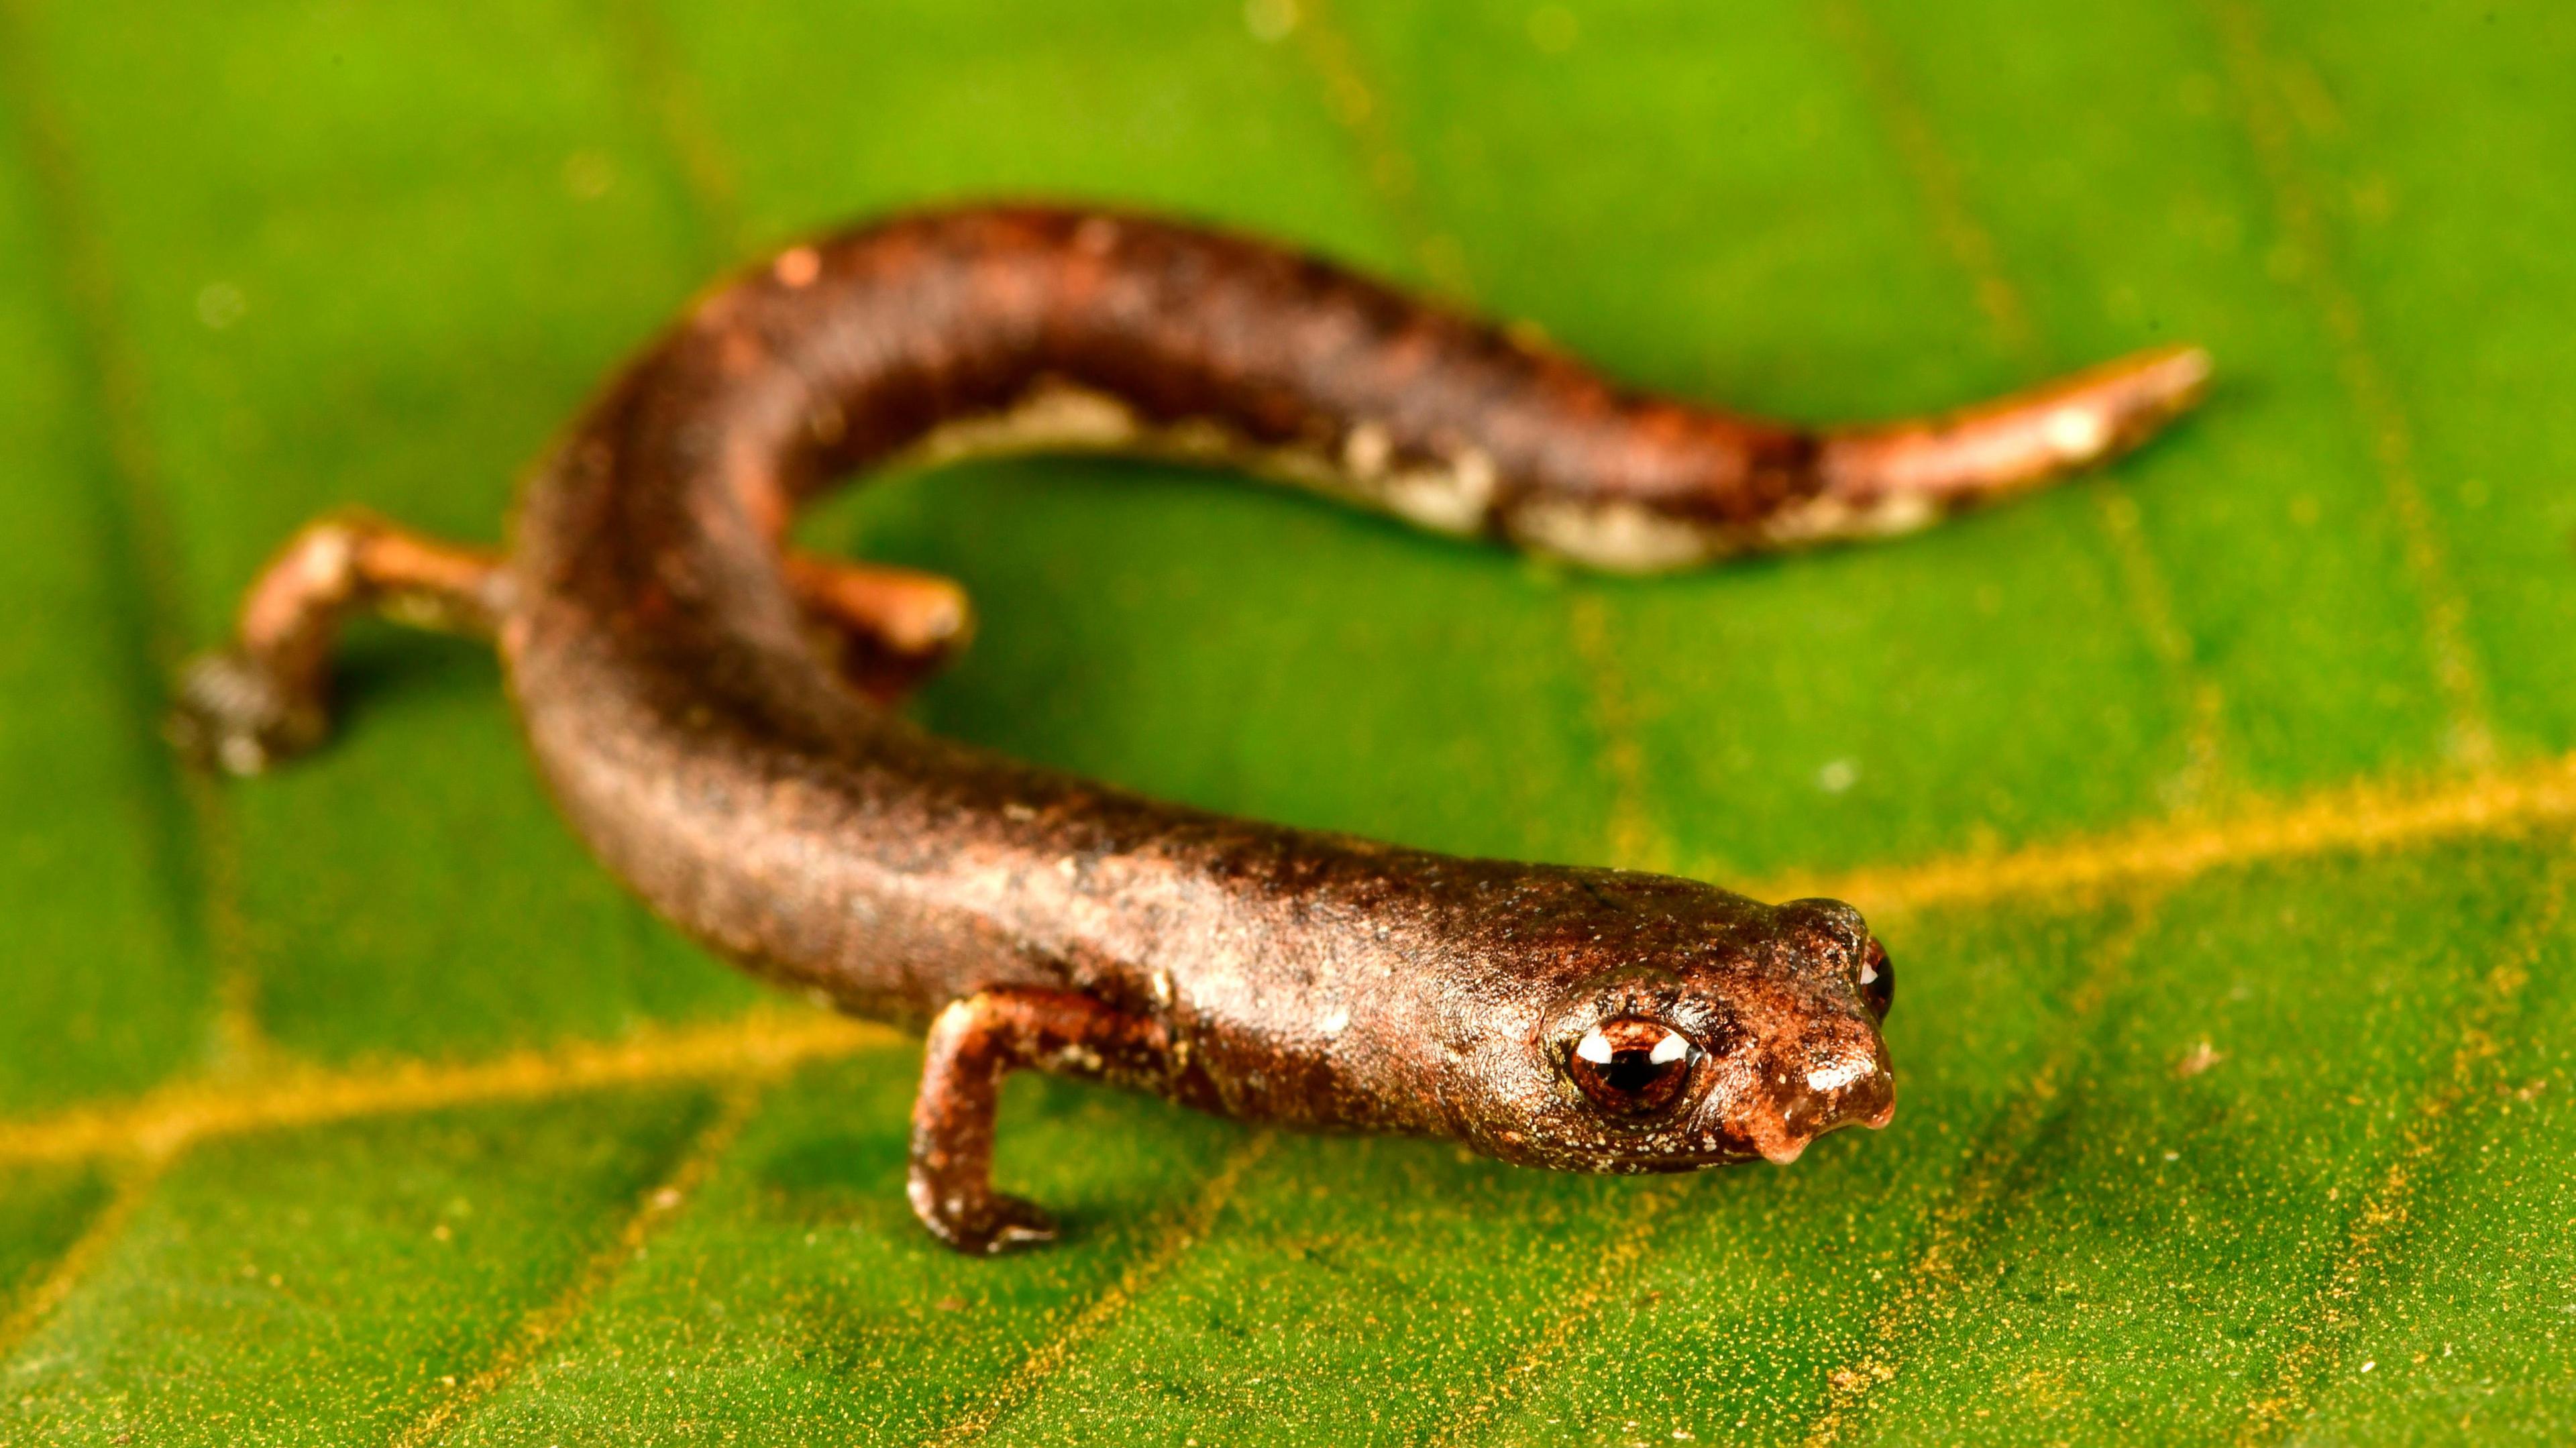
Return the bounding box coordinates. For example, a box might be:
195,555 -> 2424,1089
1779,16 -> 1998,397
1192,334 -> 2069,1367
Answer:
168,206 -> 2208,1253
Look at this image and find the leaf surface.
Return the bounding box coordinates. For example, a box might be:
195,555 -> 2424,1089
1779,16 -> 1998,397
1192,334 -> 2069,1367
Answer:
3,0 -> 2573,1443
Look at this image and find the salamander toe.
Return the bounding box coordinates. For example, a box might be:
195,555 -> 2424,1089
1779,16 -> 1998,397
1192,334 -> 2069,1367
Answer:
166,648 -> 332,777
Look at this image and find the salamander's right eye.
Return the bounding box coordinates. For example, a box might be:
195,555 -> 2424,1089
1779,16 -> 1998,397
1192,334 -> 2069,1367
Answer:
1568,1018 -> 1698,1116
1857,939 -> 1893,1022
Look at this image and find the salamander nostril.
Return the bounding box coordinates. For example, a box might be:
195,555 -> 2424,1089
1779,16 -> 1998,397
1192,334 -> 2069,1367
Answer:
1858,939 -> 1893,1021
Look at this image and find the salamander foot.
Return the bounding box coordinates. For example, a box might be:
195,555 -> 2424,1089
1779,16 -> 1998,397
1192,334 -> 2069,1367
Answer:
907,1182 -> 1060,1256
166,513 -> 506,775
166,648 -> 331,776
906,987 -> 1164,1253
784,553 -> 975,704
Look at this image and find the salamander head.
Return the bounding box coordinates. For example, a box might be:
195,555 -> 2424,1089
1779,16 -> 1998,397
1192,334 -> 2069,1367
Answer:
1469,892 -> 1895,1173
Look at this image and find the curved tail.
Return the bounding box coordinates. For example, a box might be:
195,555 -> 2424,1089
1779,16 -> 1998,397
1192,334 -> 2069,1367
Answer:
1495,342 -> 2209,570
1820,343 -> 2211,508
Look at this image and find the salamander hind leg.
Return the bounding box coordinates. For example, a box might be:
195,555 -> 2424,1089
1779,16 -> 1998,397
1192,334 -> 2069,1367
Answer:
908,988 -> 1166,1254
169,512 -> 506,776
783,553 -> 975,705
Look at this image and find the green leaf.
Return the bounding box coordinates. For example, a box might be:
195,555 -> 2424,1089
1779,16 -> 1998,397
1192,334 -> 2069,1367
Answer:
4,0 -> 2573,1442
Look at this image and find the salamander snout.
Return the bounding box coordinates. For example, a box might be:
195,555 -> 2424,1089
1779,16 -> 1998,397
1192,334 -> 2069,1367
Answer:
1738,1015 -> 1896,1165
1738,904 -> 1896,1162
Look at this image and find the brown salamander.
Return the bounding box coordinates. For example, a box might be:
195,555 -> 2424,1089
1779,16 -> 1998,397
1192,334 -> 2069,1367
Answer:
169,206 -> 2208,1253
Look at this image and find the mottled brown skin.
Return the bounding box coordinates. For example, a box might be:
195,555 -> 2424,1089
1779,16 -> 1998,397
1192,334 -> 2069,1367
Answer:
170,206 -> 2206,1254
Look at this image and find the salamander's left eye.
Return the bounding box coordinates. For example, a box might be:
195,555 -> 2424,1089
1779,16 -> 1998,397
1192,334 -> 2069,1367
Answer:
1568,1018 -> 1699,1115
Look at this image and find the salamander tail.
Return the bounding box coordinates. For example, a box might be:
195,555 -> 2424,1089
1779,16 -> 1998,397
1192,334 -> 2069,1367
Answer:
1815,343 -> 2212,513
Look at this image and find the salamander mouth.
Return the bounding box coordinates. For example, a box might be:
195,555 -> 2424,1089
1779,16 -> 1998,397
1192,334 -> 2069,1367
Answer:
1748,1040 -> 1897,1164
1542,1084 -> 1898,1172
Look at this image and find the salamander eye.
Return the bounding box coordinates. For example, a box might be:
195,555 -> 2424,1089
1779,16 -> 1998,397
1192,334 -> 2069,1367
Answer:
1568,1018 -> 1699,1116
1857,940 -> 1894,1022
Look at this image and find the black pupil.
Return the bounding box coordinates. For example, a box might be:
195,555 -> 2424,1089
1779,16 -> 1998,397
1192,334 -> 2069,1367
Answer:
1603,1048 -> 1670,1094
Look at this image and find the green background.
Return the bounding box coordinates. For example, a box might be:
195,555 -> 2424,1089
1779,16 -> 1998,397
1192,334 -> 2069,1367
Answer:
3,0 -> 2573,1441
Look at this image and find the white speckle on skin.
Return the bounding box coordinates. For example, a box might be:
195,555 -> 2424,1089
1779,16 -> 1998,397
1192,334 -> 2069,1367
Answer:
1762,490 -> 1939,547
772,246 -> 822,288
908,380 -> 1142,465
1382,448 -> 1497,535
1817,759 -> 1858,794
299,528 -> 352,588
2043,405 -> 2109,458
1805,1058 -> 1875,1093
1342,422 -> 1392,478
1155,416 -> 1238,461
1511,498 -> 1713,573
1318,1007 -> 1350,1037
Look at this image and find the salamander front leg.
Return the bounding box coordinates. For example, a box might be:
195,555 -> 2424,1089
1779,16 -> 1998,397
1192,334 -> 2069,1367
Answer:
784,554 -> 975,704
909,987 -> 1165,1254
169,512 -> 506,775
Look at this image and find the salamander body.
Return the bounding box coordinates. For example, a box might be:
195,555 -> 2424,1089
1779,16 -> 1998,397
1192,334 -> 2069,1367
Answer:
172,207 -> 2205,1251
